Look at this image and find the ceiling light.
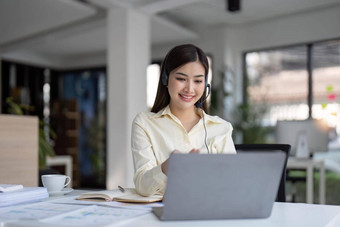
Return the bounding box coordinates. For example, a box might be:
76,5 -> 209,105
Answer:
227,0 -> 241,12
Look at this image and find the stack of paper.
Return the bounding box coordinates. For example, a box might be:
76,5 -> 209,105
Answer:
0,187 -> 48,207
0,184 -> 24,192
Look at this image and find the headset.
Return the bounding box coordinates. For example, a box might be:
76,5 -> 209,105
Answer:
160,48 -> 211,109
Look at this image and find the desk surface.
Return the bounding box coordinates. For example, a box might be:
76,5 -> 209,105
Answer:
116,203 -> 340,227
3,190 -> 340,227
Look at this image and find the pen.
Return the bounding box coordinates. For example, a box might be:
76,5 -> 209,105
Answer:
118,185 -> 125,193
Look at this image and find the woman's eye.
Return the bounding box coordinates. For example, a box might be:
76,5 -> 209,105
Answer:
176,78 -> 185,81
195,80 -> 203,84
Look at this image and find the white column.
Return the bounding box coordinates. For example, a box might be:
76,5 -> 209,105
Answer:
106,8 -> 150,189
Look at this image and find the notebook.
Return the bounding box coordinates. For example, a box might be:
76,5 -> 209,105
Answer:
153,152 -> 286,221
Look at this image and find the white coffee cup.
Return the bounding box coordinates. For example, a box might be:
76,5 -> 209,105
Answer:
42,174 -> 71,192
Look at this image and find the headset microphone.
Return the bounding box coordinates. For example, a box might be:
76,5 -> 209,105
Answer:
197,84 -> 211,154
195,84 -> 211,108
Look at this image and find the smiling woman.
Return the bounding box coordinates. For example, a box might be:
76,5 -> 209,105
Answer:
130,44 -> 236,196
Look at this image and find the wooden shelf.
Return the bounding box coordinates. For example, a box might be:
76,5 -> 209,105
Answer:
66,130 -> 78,137
51,100 -> 80,188
65,112 -> 79,119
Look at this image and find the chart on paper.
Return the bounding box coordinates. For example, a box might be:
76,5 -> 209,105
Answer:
0,202 -> 85,220
40,205 -> 149,226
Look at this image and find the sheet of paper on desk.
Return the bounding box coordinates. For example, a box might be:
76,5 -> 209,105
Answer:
326,211 -> 340,227
40,205 -> 148,226
0,202 -> 85,221
49,195 -> 163,211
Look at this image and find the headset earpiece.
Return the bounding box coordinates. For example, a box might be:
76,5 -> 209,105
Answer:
195,82 -> 211,108
161,62 -> 169,86
161,48 -> 175,86
161,71 -> 168,86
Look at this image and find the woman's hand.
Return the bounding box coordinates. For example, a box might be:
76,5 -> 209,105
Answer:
189,148 -> 200,154
161,149 -> 200,175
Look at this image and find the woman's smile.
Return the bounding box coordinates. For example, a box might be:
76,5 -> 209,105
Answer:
179,93 -> 195,102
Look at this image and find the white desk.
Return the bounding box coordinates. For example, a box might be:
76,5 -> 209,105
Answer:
287,157 -> 325,204
117,203 -> 340,227
2,190 -> 340,227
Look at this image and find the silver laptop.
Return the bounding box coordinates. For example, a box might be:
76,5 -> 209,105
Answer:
153,152 -> 286,221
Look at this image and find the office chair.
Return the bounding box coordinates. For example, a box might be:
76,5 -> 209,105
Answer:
235,144 -> 291,202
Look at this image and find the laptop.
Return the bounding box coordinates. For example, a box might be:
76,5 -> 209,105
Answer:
153,152 -> 286,221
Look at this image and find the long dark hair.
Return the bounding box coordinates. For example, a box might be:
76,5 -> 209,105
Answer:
151,44 -> 209,113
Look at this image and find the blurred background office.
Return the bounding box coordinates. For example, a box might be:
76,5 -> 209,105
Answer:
1,0 -> 340,204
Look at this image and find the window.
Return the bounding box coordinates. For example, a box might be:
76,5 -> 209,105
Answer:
312,41 -> 340,129
245,46 -> 308,125
147,64 -> 161,109
244,39 -> 340,147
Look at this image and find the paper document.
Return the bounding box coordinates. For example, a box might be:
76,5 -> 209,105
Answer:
40,205 -> 149,226
0,202 -> 85,221
0,184 -> 23,192
326,212 -> 340,227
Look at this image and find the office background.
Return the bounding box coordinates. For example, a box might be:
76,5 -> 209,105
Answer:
1,0 -> 340,203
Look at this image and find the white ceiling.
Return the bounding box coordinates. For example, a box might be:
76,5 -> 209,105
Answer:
1,0 -> 340,64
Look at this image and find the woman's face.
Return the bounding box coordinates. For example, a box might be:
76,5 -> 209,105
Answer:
168,61 -> 206,111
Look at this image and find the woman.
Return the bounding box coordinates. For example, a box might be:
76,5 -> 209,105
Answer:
131,44 -> 236,196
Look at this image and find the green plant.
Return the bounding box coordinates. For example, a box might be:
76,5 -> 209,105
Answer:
232,102 -> 274,144
86,108 -> 106,187
287,170 -> 340,204
210,68 -> 233,116
209,67 -> 273,143
6,97 -> 56,168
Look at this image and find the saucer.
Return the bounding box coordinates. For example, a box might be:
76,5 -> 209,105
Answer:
49,188 -> 73,196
